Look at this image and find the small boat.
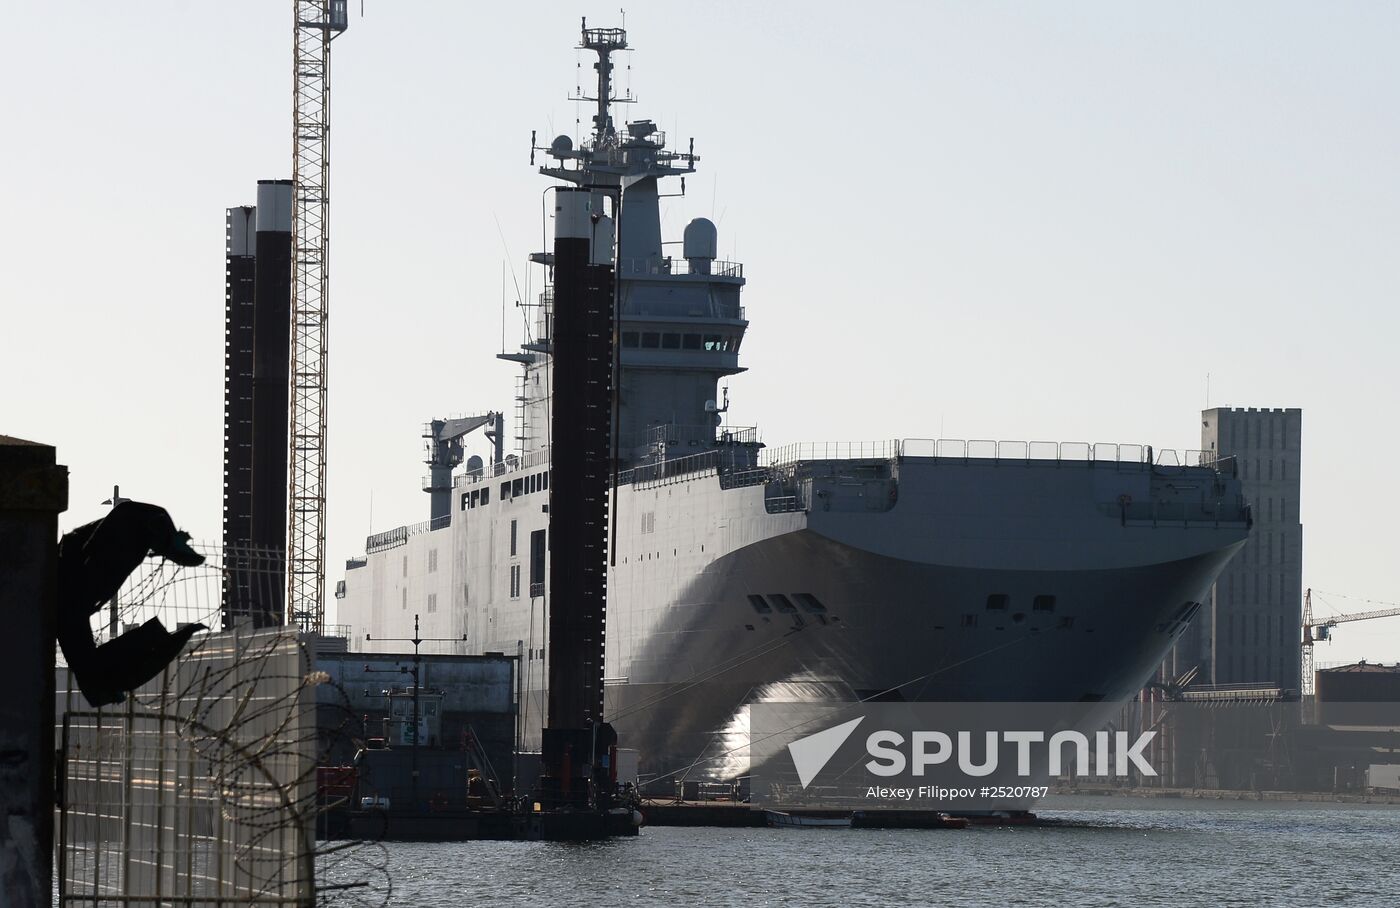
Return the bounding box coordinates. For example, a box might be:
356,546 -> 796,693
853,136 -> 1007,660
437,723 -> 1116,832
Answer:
764,809 -> 852,829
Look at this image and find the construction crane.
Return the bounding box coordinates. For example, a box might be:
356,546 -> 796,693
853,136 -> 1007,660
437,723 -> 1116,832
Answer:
286,0 -> 348,634
1300,587 -> 1400,696
422,414 -> 505,524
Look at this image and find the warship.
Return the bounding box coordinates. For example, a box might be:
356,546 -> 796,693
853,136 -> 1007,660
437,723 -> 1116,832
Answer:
336,22 -> 1251,788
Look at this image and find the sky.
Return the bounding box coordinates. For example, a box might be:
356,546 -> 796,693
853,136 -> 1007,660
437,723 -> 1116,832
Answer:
2,2 -> 1397,666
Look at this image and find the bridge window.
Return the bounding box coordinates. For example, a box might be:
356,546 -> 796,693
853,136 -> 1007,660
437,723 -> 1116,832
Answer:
661,333 -> 681,349
641,332 -> 660,348
747,594 -> 772,614
622,331 -> 639,347
703,334 -> 723,351
1033,595 -> 1056,612
682,333 -> 702,350
986,594 -> 1009,611
795,593 -> 827,614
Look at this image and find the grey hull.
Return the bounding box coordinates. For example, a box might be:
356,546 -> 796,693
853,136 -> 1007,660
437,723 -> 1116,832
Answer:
604,527 -> 1245,783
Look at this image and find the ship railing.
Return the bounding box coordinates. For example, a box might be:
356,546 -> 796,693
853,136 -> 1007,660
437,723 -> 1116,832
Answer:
1119,494 -> 1251,529
618,449 -> 721,488
365,514 -> 451,554
764,494 -> 803,513
717,425 -> 760,445
761,439 -> 1231,471
720,468 -> 770,489
761,440 -> 901,467
453,446 -> 553,488
904,439 -> 1225,469
617,256 -> 745,280
668,258 -> 745,279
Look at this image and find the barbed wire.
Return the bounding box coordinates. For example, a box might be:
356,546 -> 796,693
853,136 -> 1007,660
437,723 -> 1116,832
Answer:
57,542 -> 392,906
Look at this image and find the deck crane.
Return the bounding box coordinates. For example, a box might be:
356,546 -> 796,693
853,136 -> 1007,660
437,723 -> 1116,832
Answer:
1300,588 -> 1400,696
286,0 -> 349,635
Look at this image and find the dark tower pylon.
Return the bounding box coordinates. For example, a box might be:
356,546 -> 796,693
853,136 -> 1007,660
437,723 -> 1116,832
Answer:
221,205 -> 257,627
249,180 -> 294,627
541,186 -> 616,807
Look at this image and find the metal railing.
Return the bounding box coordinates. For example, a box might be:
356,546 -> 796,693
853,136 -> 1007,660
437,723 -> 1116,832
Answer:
617,449 -> 721,488
363,436 -> 1234,557
668,258 -> 745,279
617,256 -> 744,280
764,495 -> 803,513
365,514 -> 450,554
763,439 -> 1226,470
453,446 -> 553,488
762,440 -> 900,467
720,468 -> 770,489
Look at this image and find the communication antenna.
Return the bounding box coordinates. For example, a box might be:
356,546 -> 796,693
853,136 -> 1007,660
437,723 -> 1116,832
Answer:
286,0 -> 349,635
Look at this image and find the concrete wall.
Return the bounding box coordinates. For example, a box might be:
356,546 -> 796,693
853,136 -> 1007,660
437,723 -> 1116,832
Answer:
0,436 -> 67,907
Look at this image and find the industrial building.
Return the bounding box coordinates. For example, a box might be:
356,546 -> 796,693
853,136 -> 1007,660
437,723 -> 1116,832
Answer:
1174,407 -> 1303,693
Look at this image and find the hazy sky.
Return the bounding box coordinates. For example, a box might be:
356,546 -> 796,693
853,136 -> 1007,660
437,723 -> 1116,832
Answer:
3,2 -> 1397,665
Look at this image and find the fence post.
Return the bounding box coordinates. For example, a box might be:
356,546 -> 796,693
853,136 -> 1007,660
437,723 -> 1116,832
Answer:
0,436 -> 69,905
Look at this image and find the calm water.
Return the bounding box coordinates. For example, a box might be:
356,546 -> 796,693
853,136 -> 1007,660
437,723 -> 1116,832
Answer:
324,797 -> 1400,906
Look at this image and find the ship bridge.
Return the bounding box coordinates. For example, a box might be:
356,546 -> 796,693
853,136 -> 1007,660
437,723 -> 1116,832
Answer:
507,20 -> 757,469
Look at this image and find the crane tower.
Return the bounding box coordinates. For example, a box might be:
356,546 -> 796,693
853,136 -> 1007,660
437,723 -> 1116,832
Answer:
287,0 -> 348,634
1301,587 -> 1400,696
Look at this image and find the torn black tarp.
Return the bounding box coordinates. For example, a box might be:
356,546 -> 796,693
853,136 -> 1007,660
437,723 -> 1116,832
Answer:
57,501 -> 207,707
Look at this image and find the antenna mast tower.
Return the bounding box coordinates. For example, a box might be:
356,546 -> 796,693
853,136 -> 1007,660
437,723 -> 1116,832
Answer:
287,0 -> 348,634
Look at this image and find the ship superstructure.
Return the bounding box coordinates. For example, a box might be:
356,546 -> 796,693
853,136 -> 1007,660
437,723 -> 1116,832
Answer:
336,22 -> 1251,787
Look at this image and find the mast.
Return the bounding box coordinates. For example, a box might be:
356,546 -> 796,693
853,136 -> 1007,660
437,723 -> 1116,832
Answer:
575,18 -> 629,143
522,22 -> 752,473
